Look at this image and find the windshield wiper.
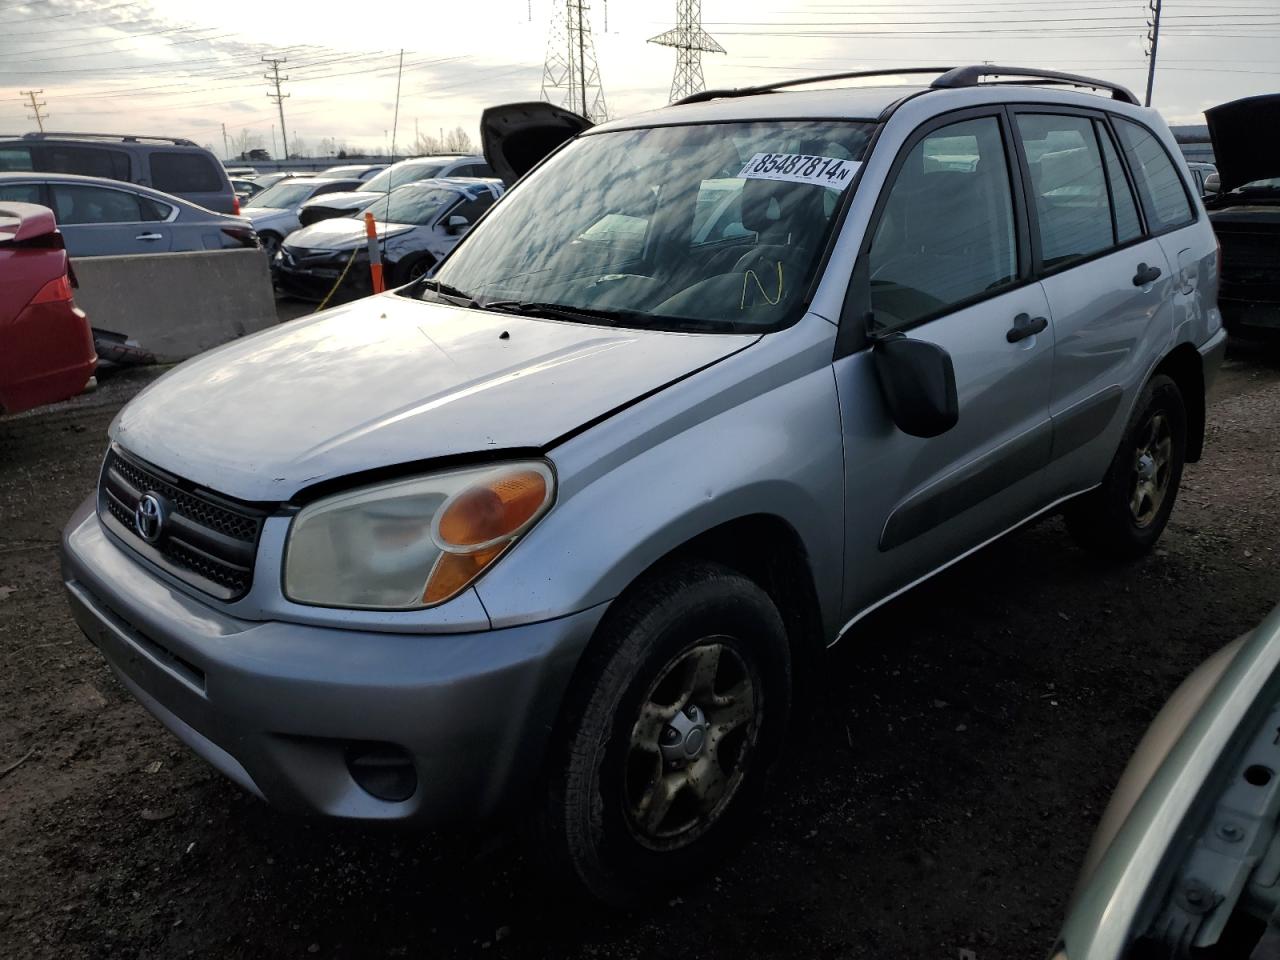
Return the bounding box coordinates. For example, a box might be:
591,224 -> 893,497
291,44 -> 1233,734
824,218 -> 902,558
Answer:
418,279 -> 478,306
479,300 -> 625,325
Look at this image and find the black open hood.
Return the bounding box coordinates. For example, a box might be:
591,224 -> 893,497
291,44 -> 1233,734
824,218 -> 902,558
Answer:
480,102 -> 592,186
1205,94 -> 1280,194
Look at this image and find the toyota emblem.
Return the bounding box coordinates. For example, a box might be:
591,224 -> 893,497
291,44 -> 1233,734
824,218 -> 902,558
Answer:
135,492 -> 167,544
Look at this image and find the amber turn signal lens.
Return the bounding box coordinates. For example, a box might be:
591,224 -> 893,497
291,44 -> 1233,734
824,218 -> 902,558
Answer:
422,547 -> 503,604
435,469 -> 548,551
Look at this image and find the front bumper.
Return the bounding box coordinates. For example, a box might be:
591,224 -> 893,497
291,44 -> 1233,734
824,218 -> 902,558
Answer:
60,496 -> 605,824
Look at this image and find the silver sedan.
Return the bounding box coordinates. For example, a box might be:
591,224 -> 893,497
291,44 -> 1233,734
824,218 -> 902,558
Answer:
0,171 -> 257,257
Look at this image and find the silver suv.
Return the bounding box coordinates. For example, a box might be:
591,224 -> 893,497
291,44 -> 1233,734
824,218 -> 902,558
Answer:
61,66 -> 1225,902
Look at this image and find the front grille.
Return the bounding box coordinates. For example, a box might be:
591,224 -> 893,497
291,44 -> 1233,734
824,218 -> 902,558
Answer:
98,447 -> 267,601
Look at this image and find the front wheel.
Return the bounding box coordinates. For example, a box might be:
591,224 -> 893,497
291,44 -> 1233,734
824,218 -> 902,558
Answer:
534,561 -> 792,903
1066,373 -> 1187,560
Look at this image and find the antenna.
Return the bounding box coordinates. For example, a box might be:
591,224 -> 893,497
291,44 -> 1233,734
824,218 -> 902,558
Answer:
20,90 -> 48,132
540,0 -> 608,122
649,0 -> 725,104
263,56 -> 291,159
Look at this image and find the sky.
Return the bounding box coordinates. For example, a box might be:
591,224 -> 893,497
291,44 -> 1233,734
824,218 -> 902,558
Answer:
4,0 -> 1279,158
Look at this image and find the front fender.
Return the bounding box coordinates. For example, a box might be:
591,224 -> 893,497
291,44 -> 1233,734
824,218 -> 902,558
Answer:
474,313 -> 845,639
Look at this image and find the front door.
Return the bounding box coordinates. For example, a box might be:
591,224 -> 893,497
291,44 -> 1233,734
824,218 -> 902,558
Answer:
833,110 -> 1054,625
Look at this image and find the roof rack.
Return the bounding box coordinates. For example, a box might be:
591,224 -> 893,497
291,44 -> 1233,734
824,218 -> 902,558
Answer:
20,131 -> 198,146
932,65 -> 1138,104
674,64 -> 1138,107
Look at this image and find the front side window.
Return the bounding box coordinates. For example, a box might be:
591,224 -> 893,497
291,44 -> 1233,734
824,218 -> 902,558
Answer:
150,152 -> 222,193
427,120 -> 874,333
867,116 -> 1017,329
1017,114 -> 1113,268
50,184 -> 142,224
1113,117 -> 1195,232
0,182 -> 41,203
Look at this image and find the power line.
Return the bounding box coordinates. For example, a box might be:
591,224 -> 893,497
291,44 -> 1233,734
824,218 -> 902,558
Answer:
19,89 -> 48,131
263,55 -> 290,159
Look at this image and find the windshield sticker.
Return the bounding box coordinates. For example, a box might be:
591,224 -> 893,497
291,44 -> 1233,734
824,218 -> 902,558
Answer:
737,153 -> 860,189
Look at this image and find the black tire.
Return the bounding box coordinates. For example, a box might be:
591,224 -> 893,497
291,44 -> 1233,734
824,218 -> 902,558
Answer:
1066,373 -> 1187,560
392,254 -> 434,287
260,232 -> 282,259
534,560 -> 792,904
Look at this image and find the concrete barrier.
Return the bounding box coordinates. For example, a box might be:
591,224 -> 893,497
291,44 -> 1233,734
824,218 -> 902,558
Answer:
71,249 -> 277,362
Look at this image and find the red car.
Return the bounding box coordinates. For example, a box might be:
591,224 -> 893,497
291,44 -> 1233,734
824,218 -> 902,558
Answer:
0,202 -> 96,414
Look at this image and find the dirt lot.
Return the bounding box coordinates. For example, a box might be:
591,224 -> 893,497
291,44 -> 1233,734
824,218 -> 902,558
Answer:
3,343 -> 1279,960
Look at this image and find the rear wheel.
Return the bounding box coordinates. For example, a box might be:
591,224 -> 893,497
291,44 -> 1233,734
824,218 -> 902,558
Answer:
1066,373 -> 1187,560
534,561 -> 791,903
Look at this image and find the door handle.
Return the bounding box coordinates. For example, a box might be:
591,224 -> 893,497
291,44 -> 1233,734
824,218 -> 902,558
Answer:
1007,312 -> 1048,343
1132,262 -> 1162,286
135,232 -> 163,241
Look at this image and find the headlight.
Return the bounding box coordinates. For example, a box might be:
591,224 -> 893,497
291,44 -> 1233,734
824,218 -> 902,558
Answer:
284,461 -> 554,609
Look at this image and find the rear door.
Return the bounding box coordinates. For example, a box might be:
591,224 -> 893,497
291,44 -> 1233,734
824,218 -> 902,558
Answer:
146,150 -> 235,213
1009,108 -> 1177,501
49,182 -> 175,256
835,109 -> 1055,619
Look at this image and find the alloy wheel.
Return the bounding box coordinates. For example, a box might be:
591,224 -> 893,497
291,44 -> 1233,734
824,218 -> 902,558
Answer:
623,639 -> 759,851
1130,410 -> 1173,527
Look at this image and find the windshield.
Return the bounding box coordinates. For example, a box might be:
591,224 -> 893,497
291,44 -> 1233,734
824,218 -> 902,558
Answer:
252,181 -> 318,209
422,121 -> 875,332
364,187 -> 458,225
1232,177 -> 1280,194
362,162 -> 446,194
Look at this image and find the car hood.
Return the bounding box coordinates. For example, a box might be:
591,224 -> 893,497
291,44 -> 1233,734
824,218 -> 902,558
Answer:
285,218 -> 414,251
1205,94 -> 1280,193
111,294 -> 759,502
299,190 -> 380,209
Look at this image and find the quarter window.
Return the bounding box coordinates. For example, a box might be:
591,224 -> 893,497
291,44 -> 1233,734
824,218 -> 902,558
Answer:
868,116 -> 1018,328
50,184 -> 143,224
1113,118 -> 1195,231
150,152 -> 223,193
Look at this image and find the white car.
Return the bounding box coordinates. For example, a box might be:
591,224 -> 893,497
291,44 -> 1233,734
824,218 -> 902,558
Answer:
240,177 -> 364,255
296,156 -> 492,227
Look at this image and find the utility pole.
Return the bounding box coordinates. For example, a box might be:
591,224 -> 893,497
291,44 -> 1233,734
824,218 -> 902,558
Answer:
263,56 -> 290,159
1144,0 -> 1162,108
221,123 -> 230,160
20,90 -> 48,132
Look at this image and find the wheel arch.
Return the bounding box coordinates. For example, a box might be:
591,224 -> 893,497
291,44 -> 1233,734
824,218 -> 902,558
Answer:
1154,343 -> 1206,462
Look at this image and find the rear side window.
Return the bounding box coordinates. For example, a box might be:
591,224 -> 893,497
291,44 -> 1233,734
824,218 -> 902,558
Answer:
1017,114 -> 1113,268
1096,121 -> 1143,244
0,182 -> 41,202
1113,118 -> 1195,232
139,196 -> 174,221
150,152 -> 223,193
868,115 -> 1018,328
37,145 -> 131,181
50,183 -> 142,224
0,146 -> 33,171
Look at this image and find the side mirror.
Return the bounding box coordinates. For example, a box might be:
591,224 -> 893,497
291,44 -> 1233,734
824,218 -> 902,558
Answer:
446,215 -> 469,235
1203,172 -> 1220,195
872,332 -> 959,438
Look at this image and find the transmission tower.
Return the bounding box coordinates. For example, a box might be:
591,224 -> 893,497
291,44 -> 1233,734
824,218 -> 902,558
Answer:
20,90 -> 48,131
540,0 -> 608,123
263,56 -> 291,159
649,0 -> 725,103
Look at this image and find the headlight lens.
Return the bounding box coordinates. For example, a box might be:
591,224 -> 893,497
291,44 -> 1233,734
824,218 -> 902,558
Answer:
284,461 -> 554,609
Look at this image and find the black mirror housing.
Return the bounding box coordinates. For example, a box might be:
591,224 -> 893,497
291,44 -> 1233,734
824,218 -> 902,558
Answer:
872,333 -> 959,438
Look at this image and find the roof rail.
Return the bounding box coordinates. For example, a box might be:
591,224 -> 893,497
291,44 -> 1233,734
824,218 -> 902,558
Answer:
674,64 -> 1139,107
674,67 -> 956,105
20,131 -> 198,146
931,65 -> 1139,104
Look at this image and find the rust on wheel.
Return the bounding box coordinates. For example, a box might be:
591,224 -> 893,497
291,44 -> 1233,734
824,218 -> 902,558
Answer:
1130,410 -> 1173,528
623,639 -> 759,851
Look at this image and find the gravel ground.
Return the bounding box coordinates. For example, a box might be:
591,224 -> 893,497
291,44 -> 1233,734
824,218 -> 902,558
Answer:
2,342 -> 1279,960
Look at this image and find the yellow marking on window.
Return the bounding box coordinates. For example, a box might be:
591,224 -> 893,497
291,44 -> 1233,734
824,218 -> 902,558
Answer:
740,260 -> 784,310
